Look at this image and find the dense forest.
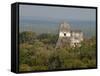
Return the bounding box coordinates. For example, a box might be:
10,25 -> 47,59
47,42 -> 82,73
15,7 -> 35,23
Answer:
19,31 -> 96,71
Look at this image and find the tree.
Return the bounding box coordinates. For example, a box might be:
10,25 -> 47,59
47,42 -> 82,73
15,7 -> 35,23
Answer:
19,31 -> 36,44
37,33 -> 58,45
19,64 -> 31,71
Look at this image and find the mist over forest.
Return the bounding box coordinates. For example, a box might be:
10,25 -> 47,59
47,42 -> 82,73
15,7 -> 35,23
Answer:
19,18 -> 96,38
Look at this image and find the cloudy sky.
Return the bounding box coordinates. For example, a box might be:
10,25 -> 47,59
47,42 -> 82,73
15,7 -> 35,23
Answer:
19,4 -> 96,21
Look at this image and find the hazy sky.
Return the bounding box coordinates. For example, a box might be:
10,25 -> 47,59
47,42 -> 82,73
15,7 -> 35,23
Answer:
19,5 -> 96,21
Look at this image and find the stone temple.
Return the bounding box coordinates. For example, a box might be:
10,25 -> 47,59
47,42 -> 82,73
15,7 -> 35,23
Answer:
56,21 -> 83,48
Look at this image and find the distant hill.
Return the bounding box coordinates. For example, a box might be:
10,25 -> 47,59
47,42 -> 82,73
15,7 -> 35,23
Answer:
19,19 -> 96,38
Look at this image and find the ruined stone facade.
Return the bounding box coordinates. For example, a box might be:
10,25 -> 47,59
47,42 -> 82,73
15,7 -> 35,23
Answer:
56,22 -> 83,48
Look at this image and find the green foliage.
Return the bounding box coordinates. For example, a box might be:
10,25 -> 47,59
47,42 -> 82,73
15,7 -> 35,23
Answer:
32,66 -> 48,71
19,64 -> 31,71
19,31 -> 36,44
19,31 -> 96,71
37,33 -> 58,45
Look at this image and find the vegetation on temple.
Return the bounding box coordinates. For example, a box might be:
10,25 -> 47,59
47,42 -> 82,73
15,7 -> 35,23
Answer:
19,31 -> 96,71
